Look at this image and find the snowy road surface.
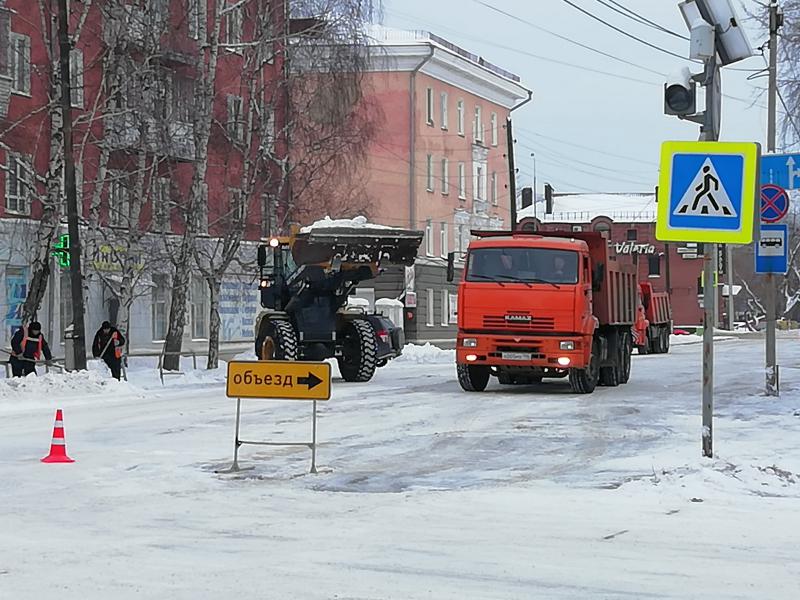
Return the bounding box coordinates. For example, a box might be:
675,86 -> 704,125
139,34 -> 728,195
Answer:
2,339 -> 800,599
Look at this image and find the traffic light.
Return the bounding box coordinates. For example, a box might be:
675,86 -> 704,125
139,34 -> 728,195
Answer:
52,234 -> 70,268
664,67 -> 697,116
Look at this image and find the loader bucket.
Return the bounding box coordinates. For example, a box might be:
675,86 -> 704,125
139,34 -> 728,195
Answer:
291,227 -> 423,267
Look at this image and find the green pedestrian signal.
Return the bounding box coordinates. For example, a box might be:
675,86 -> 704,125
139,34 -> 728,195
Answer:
52,234 -> 70,268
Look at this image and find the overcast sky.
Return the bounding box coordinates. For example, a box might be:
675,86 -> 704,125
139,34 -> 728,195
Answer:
381,0 -> 774,195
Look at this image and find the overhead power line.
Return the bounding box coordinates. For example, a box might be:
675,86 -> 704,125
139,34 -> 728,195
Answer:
599,0 -> 689,40
557,0 -> 691,61
470,0 -> 664,77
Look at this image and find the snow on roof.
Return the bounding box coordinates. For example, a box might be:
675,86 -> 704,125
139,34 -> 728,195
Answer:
518,193 -> 657,224
299,216 -> 395,233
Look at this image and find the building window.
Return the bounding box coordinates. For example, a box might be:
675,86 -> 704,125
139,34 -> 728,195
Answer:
425,219 -> 433,256
440,289 -> 449,326
425,87 -> 434,125
456,224 -> 468,256
108,171 -> 130,227
195,182 -> 209,233
441,158 -> 449,195
458,162 -> 466,199
572,225 -> 583,232
490,112 -> 498,146
474,163 -> 487,201
191,276 -> 209,339
474,105 -> 483,143
491,172 -> 498,205
648,254 -> 661,278
627,228 -> 637,241
440,92 -> 448,130
154,177 -> 172,232
224,2 -> 244,51
440,222 -> 448,258
457,99 -> 464,135
188,0 -> 206,40
5,153 -> 32,215
9,33 -> 30,95
426,288 -> 434,327
449,292 -> 458,324
594,222 -> 611,238
69,49 -> 84,108
426,154 -> 434,192
151,274 -> 169,341
227,95 -> 244,142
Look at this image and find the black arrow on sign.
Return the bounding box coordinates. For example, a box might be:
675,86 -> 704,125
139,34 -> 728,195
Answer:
298,372 -> 323,390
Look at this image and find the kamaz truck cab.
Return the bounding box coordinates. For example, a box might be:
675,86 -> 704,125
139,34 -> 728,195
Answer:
450,230 -> 637,394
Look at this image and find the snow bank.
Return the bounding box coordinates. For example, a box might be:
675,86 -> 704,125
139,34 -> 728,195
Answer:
394,342 -> 455,364
0,369 -> 143,411
300,215 -> 394,232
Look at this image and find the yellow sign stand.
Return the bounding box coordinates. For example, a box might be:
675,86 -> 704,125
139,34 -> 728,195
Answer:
218,361 -> 332,474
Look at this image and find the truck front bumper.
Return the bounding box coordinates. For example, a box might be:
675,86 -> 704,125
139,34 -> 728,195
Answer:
456,333 -> 590,369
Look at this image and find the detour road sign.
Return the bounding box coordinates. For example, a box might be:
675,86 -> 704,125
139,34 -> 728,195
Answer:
226,360 -> 331,400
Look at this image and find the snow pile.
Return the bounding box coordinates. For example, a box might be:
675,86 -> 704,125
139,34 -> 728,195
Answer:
394,342 -> 455,364
0,369 -> 143,410
300,215 -> 395,232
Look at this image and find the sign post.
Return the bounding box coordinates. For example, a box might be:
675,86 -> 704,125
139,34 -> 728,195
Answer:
656,140 -> 760,457
218,361 -> 332,474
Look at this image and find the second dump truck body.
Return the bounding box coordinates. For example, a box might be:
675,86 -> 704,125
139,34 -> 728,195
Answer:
455,231 -> 637,394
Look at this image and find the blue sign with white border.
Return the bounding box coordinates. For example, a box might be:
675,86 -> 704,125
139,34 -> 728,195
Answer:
761,153 -> 800,190
755,223 -> 789,274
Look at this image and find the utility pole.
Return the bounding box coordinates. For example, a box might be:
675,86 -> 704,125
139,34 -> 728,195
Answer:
700,53 -> 719,458
507,118 -> 517,231
726,245 -> 734,329
531,152 -> 537,221
765,0 -> 782,396
57,0 -> 87,370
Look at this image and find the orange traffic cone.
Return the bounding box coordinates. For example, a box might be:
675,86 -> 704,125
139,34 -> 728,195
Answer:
41,409 -> 74,463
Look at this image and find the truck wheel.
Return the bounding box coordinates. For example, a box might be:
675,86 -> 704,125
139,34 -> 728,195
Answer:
569,340 -> 600,394
256,319 -> 298,361
599,333 -> 621,387
457,363 -> 490,391
338,318 -> 378,382
662,328 -> 670,353
619,331 -> 633,384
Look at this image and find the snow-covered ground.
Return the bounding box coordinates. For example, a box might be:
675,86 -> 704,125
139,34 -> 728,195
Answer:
2,339 -> 800,599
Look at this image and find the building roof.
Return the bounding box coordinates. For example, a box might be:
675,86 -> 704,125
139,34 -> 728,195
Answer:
364,25 -> 531,109
518,193 -> 657,224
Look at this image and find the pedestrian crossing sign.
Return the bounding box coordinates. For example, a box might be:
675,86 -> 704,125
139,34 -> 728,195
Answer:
656,141 -> 760,244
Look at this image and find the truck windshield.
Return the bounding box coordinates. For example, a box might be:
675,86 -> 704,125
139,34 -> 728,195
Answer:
466,248 -> 579,285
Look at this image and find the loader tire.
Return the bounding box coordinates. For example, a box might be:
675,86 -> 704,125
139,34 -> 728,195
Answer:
457,363 -> 490,392
338,318 -> 378,382
256,319 -> 298,361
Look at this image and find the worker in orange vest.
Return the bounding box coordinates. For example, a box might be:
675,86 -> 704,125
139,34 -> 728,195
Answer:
9,321 -> 53,377
92,321 -> 125,380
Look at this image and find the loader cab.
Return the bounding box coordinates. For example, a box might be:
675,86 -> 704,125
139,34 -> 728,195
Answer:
258,237 -> 295,309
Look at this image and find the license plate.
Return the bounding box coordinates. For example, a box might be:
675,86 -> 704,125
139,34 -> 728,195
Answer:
502,352 -> 531,361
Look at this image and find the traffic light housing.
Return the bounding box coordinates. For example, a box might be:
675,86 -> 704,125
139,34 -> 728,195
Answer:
664,67 -> 697,116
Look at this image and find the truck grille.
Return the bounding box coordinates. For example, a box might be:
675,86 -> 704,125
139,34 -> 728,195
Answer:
483,314 -> 555,330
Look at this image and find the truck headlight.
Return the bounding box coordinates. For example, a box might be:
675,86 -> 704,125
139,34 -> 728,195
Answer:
559,341 -> 575,351
462,338 -> 478,348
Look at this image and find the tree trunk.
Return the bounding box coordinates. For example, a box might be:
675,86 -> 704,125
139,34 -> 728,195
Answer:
206,277 -> 221,370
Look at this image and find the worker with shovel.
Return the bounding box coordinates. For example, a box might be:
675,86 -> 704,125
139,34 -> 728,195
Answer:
92,321 -> 125,380
9,321 -> 53,377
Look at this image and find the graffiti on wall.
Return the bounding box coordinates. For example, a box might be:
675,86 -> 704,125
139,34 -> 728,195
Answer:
219,276 -> 258,341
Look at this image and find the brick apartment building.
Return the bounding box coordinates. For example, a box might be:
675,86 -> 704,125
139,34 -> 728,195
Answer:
518,193 -> 705,326
353,28 -> 532,344
0,0 -> 284,352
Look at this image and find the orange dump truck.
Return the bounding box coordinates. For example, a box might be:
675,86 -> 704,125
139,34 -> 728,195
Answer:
450,230 -> 638,394
633,282 -> 673,354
